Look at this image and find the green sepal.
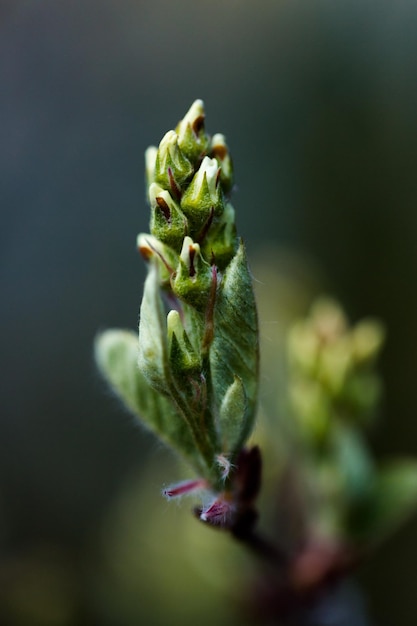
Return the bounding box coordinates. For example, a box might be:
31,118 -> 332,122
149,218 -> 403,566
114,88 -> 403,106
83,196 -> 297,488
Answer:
172,237 -> 213,310
167,310 -> 201,376
180,157 -> 224,234
177,122 -> 210,164
94,329 -> 204,472
175,99 -> 210,163
210,241 -> 259,447
137,233 -> 178,289
201,202 -> 238,270
347,459 -> 417,546
217,375 -> 247,456
149,183 -> 188,252
154,130 -> 193,194
180,300 -> 205,354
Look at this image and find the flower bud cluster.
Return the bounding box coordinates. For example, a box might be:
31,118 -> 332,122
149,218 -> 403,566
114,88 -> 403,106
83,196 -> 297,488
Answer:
144,100 -> 236,271
135,100 -> 259,493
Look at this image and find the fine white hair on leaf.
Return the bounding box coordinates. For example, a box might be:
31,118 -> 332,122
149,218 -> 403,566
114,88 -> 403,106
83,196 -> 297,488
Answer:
216,454 -> 235,481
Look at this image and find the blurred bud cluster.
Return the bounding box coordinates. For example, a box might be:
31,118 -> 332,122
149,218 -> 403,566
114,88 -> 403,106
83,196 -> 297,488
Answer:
288,298 -> 385,444
254,287 -> 417,573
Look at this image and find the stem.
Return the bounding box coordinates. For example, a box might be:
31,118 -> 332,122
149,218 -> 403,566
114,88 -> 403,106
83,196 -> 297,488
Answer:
232,523 -> 289,573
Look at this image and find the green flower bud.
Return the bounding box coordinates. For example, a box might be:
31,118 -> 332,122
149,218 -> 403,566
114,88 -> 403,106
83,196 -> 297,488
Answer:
172,236 -> 213,310
181,156 -> 224,234
176,99 -> 210,162
154,130 -> 193,198
149,183 -> 188,251
210,133 -> 233,195
137,233 -> 178,289
167,309 -> 201,376
201,201 -> 238,269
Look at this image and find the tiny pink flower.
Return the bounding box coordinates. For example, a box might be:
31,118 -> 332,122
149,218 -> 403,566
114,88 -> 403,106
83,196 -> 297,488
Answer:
162,478 -> 208,500
200,496 -> 235,527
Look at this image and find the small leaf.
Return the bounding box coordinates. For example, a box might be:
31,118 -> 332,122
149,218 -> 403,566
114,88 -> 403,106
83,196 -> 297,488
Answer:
347,459 -> 417,545
218,375 -> 247,455
95,329 -> 204,471
210,241 -> 259,449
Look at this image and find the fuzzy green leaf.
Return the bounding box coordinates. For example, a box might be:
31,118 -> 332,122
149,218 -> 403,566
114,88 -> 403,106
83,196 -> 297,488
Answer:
95,329 -> 204,471
218,375 -> 247,455
348,459 -> 417,545
210,241 -> 259,450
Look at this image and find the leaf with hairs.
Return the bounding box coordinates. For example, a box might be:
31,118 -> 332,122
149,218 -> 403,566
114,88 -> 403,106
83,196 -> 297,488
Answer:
95,329 -> 204,472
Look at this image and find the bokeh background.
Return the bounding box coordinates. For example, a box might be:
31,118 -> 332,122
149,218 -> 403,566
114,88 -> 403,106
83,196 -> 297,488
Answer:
2,1 -> 417,624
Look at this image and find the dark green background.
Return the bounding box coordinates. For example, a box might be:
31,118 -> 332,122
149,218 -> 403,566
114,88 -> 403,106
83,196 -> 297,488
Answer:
2,1 -> 417,624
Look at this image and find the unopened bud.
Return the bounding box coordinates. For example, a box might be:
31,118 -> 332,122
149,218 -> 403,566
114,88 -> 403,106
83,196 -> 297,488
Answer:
167,309 -> 201,375
201,201 -> 237,269
154,130 -> 193,198
181,156 -> 224,233
210,133 -> 233,194
176,99 -> 210,162
137,233 -> 178,287
149,182 -> 188,251
172,236 -> 213,310
145,146 -> 158,192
